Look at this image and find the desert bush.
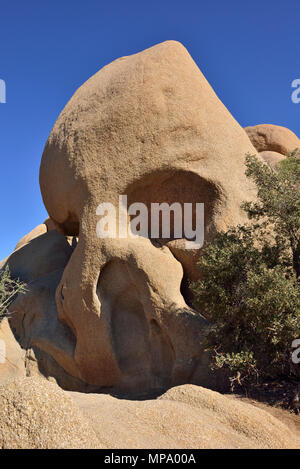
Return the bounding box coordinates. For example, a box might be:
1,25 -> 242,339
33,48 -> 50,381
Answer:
0,266 -> 26,323
192,149 -> 300,388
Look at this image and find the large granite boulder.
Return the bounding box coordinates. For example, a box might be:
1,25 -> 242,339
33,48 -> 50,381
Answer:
37,40 -> 258,389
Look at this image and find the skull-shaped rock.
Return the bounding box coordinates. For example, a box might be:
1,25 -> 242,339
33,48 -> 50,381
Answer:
39,41 -> 257,391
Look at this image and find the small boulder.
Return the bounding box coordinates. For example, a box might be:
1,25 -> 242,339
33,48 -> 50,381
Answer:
259,150 -> 286,170
0,377 -> 102,449
245,124 -> 299,156
14,224 -> 47,252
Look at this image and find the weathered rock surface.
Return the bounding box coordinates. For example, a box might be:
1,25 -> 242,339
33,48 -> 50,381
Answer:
70,384 -> 299,449
1,42 -> 298,450
6,229 -> 73,284
12,217 -> 56,254
0,318 -> 26,382
38,40 -> 258,389
14,224 -> 47,252
0,219 -> 57,268
259,150 -> 286,170
245,124 -> 300,156
0,229 -> 86,390
1,230 -> 211,392
0,377 -> 101,449
0,377 -> 298,449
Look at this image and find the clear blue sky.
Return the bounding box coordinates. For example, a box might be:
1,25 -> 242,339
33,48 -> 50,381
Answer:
0,0 -> 299,260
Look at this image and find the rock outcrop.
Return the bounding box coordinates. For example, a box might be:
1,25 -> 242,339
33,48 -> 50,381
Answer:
0,377 -> 101,449
69,384 -> 299,449
259,150 -> 286,170
245,124 -> 300,156
1,226 -> 212,392
4,45 -> 299,396
0,318 -> 26,382
1,378 -> 297,449
14,224 -> 47,252
0,41 -> 299,450
37,40 -> 258,390
0,230 -> 87,390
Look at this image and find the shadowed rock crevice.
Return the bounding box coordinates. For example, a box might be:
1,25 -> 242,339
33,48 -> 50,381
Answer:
126,169 -> 223,303
97,258 -> 176,391
126,169 -> 222,242
54,212 -> 80,237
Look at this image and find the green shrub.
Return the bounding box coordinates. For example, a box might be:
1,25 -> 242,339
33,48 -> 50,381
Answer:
0,266 -> 26,322
192,149 -> 300,388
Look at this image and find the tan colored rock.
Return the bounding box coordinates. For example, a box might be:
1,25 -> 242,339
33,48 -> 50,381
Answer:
39,40 -> 258,389
7,229 -> 73,283
2,379 -> 297,449
0,377 -> 102,449
0,222 -> 56,270
3,224 -> 211,392
0,318 -> 26,383
8,269 -> 85,389
245,124 -> 300,156
2,231 -> 87,390
14,224 -> 47,251
70,384 -> 299,449
11,233 -> 210,392
159,385 -> 299,448
44,217 -> 57,231
259,150 -> 286,170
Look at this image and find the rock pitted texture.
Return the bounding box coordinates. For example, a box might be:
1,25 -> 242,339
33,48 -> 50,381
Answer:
0,377 -> 101,449
70,384 -> 299,449
1,366 -> 298,449
159,385 -> 298,448
245,124 -> 299,156
38,40 -> 258,390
